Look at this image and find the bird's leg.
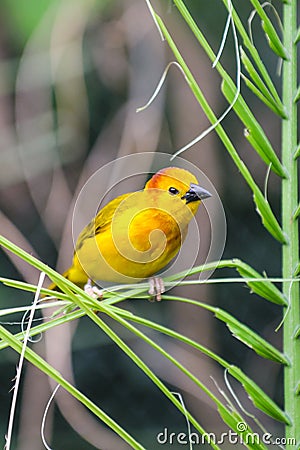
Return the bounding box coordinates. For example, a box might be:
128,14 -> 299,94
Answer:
84,279 -> 103,299
148,276 -> 165,302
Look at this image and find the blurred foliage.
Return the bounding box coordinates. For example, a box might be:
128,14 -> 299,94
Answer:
2,0 -> 55,43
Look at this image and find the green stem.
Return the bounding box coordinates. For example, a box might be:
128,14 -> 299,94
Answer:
282,1 -> 300,446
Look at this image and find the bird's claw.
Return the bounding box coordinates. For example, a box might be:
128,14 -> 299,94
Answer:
84,279 -> 103,299
148,277 -> 165,302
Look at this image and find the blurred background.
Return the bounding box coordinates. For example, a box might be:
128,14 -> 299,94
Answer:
0,0 -> 284,448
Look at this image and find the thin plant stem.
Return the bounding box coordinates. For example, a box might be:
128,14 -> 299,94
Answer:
281,1 -> 300,446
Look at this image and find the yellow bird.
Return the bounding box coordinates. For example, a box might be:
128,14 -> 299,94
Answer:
49,167 -> 211,300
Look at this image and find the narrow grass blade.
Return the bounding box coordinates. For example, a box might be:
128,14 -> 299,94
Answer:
293,203 -> 300,221
294,263 -> 300,277
249,0 -> 289,59
242,74 -> 287,118
164,295 -> 288,365
229,366 -> 291,425
294,143 -> 300,159
0,325 -> 145,450
235,260 -> 287,305
240,47 -> 287,118
0,235 -> 105,310
293,325 -> 300,339
222,78 -> 287,178
0,277 -> 69,301
295,27 -> 300,44
293,85 -> 300,103
0,309 -> 84,351
253,189 -> 287,244
244,128 -> 280,169
165,258 -> 287,306
217,408 -> 267,449
215,309 -> 289,365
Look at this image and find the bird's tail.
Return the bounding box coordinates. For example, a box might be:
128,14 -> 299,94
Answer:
43,262 -> 89,298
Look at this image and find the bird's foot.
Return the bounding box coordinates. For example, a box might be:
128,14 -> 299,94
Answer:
84,279 -> 103,299
148,277 -> 165,302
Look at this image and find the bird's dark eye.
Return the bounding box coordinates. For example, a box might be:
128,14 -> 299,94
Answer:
168,187 -> 179,195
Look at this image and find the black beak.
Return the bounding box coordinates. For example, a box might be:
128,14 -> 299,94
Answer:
181,183 -> 212,204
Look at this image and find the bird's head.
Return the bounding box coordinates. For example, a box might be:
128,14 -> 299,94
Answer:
145,167 -> 211,216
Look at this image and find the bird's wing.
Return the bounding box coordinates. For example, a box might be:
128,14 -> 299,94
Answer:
75,193 -> 131,251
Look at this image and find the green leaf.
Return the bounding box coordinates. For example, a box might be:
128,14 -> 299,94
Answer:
229,366 -> 291,425
263,27 -> 288,59
244,127 -> 282,173
240,47 -> 287,119
167,258 -> 287,305
242,74 -> 287,119
249,0 -> 289,59
294,85 -> 300,103
235,260 -> 287,305
222,78 -> 287,178
294,263 -> 300,277
214,309 -> 289,365
294,325 -> 300,339
294,143 -> 300,159
253,189 -> 288,244
217,407 -> 268,449
0,277 -> 70,300
295,26 -> 300,44
293,203 -> 300,221
0,309 -> 84,352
